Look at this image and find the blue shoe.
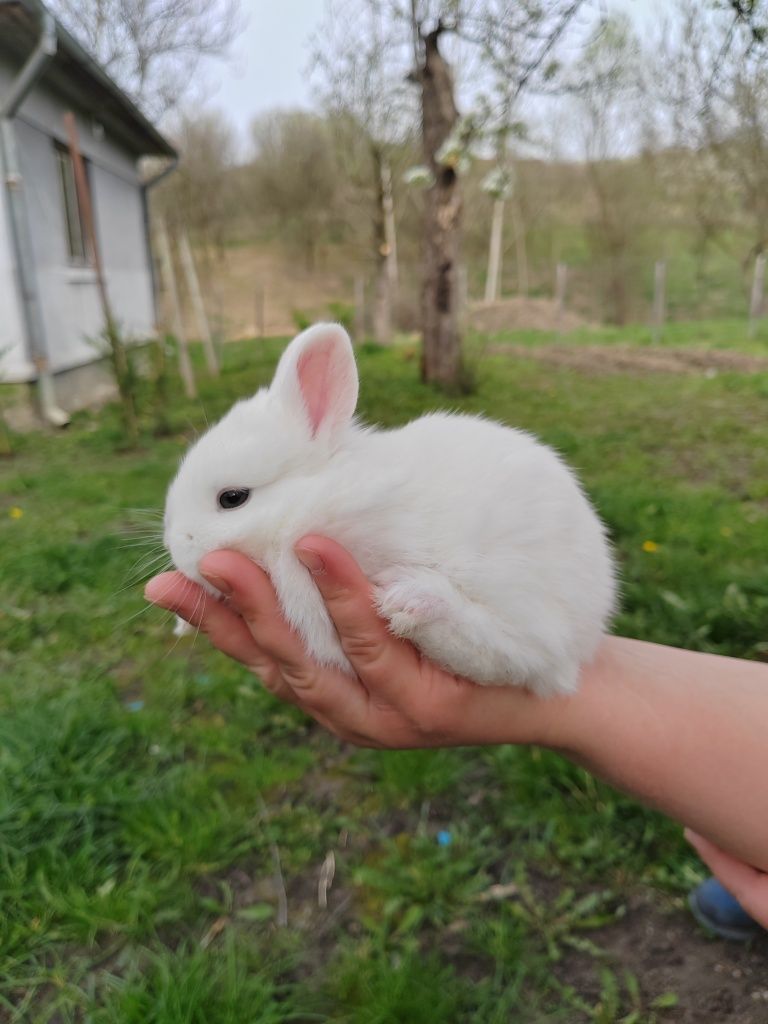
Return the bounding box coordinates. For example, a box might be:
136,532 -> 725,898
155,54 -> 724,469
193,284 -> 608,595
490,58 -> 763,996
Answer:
688,878 -> 762,942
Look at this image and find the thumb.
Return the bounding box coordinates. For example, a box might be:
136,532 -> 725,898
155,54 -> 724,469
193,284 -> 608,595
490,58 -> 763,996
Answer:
294,536 -> 420,701
685,829 -> 768,927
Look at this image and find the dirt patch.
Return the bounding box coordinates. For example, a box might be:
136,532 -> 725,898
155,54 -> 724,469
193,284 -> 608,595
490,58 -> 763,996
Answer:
489,343 -> 768,376
469,298 -> 590,334
190,244 -> 352,341
557,890 -> 768,1022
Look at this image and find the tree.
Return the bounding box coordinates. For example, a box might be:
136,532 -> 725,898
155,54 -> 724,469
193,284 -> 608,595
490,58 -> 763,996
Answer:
48,0 -> 241,118
313,0 -> 413,343
156,110 -> 239,252
723,1 -> 767,41
568,14 -> 651,324
659,1 -> 768,267
405,1 -> 586,391
249,111 -> 344,271
476,0 -> 583,304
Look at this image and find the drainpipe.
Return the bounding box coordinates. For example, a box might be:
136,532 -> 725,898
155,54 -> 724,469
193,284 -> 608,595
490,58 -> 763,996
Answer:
140,154 -> 179,327
0,10 -> 69,426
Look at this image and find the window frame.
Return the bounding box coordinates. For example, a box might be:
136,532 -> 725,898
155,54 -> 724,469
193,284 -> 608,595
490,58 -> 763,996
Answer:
54,141 -> 93,268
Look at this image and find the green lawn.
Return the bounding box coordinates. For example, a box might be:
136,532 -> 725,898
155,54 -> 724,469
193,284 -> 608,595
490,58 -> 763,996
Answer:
1,327 -> 767,1021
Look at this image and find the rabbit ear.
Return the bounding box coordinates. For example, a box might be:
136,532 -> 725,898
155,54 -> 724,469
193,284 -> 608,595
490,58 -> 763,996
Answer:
272,323 -> 359,441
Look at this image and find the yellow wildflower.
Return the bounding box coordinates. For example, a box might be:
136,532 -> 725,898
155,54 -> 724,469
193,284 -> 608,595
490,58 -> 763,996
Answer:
720,526 -> 733,538
9,506 -> 23,519
642,540 -> 659,553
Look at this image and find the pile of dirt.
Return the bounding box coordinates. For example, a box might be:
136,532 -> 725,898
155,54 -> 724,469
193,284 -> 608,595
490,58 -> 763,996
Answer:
468,297 -> 589,334
490,343 -> 768,376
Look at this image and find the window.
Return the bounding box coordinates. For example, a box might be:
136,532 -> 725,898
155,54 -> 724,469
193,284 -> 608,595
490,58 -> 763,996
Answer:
55,143 -> 91,265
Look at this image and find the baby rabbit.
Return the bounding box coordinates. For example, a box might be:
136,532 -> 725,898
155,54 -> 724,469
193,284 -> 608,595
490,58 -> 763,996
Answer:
164,323 -> 616,696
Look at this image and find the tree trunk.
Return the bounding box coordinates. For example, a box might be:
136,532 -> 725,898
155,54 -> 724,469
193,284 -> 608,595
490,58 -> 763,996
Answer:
418,28 -> 464,390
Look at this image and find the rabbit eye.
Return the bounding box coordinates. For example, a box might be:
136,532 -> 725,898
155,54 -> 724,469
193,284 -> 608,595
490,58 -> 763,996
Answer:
217,488 -> 251,510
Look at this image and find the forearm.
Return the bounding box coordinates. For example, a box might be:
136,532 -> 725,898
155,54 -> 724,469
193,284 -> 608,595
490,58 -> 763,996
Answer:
550,637 -> 768,871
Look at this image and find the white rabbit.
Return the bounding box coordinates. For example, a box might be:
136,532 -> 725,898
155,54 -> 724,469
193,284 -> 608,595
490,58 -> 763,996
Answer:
164,323 -> 616,697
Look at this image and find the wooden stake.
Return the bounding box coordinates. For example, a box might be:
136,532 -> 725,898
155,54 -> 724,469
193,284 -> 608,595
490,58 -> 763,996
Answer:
484,198 -> 504,304
156,219 -> 196,398
381,159 -> 399,293
748,253 -> 766,340
354,276 -> 365,345
179,229 -> 218,375
255,285 -> 266,338
555,262 -> 568,336
652,259 -> 666,344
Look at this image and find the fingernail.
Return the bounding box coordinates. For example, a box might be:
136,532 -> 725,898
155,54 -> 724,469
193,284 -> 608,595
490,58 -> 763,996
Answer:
202,572 -> 232,596
296,547 -> 325,575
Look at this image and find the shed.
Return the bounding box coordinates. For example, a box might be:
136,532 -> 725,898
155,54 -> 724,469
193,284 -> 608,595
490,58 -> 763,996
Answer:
0,0 -> 177,421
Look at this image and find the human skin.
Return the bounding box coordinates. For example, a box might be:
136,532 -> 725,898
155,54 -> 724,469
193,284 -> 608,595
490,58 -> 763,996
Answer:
145,537 -> 768,927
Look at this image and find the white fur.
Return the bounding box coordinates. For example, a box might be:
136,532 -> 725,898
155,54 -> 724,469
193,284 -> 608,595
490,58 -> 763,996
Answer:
164,322 -> 616,697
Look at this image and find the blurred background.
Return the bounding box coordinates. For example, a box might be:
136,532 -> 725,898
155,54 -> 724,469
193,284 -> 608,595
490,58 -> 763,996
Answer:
143,0 -> 768,345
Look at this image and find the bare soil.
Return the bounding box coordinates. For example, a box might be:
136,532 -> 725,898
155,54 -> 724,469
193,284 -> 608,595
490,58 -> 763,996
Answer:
557,890 -> 768,1022
190,244 -> 352,340
469,297 -> 590,334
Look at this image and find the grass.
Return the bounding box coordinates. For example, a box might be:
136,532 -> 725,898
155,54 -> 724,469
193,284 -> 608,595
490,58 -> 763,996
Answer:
468,316 -> 768,351
1,323 -> 767,1020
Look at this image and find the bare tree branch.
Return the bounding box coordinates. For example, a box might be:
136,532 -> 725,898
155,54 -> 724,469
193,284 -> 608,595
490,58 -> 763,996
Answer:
48,0 -> 243,118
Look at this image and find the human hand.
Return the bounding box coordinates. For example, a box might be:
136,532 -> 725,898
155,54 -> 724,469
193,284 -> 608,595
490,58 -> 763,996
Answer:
685,830 -> 768,931
145,537 -> 565,750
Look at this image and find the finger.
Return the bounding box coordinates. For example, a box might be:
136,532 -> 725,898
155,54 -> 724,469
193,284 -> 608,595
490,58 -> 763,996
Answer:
685,830 -> 768,928
201,550 -> 398,733
294,536 -> 422,707
199,551 -> 315,686
145,571 -> 289,699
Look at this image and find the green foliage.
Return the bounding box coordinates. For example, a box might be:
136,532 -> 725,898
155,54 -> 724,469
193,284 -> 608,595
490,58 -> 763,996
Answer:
89,936 -> 311,1024
326,300 -> 355,333
328,949 -> 464,1023
292,309 -> 312,332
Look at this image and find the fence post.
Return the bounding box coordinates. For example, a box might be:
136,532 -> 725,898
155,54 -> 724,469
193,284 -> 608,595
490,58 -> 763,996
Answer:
748,253 -> 766,340
354,275 -> 365,345
555,262 -> 568,337
652,260 -> 667,344
255,285 -> 266,338
484,198 -> 504,304
156,219 -> 196,399
179,229 -> 218,376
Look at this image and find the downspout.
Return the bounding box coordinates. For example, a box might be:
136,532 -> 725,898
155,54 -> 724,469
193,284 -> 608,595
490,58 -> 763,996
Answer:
140,155 -> 179,328
0,10 -> 69,426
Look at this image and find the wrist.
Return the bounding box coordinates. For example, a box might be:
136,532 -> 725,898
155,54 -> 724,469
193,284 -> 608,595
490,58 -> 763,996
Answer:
535,635 -> 619,756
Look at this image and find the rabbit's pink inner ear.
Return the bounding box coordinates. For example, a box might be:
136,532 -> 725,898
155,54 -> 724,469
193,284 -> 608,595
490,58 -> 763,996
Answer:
296,333 -> 357,437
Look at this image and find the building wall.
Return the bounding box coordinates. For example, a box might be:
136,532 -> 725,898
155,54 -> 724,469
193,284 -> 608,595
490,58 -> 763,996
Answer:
0,165 -> 29,382
0,55 -> 158,384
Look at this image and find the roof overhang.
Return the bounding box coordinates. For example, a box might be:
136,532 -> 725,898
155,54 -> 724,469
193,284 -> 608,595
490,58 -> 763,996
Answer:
0,0 -> 177,159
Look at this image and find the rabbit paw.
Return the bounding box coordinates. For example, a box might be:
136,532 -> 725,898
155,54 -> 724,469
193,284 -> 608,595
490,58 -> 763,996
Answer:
376,581 -> 451,638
